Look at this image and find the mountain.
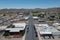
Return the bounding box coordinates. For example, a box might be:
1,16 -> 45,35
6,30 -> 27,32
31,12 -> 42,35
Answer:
0,7 -> 60,14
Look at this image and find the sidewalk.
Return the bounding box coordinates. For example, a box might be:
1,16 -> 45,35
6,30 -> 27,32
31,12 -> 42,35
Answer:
35,24 -> 42,40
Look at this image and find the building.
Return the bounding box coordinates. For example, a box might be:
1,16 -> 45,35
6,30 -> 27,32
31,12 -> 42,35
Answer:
35,24 -> 59,39
53,23 -> 60,26
33,16 -> 39,20
5,28 -> 25,37
23,16 -> 29,20
4,23 -> 27,38
0,26 -> 7,31
13,23 -> 26,28
38,12 -> 60,21
45,12 -> 60,21
53,23 -> 60,30
38,12 -> 46,19
17,13 -> 23,18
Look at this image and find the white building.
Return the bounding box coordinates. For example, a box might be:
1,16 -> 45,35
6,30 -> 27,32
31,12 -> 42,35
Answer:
5,28 -> 25,32
53,23 -> 60,30
4,23 -> 27,38
33,16 -> 39,20
53,23 -> 60,26
13,23 -> 26,28
35,24 -> 59,39
0,26 -> 7,30
23,16 -> 29,20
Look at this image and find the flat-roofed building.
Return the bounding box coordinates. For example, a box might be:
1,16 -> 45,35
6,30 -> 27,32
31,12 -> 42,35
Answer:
0,26 -> 7,31
4,23 -> 27,38
53,23 -> 60,31
5,28 -> 25,37
23,16 -> 29,20
53,23 -> 60,26
13,23 -> 26,28
35,24 -> 59,39
33,16 -> 39,20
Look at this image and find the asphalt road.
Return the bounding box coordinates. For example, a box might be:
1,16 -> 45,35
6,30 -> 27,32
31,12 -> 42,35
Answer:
25,13 -> 39,40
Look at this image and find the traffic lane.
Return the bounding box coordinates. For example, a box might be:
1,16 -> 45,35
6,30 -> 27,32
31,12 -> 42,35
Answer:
25,13 -> 39,40
25,24 -> 39,40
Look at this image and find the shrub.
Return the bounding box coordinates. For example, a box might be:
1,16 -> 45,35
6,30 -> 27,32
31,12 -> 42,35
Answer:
3,32 -> 9,36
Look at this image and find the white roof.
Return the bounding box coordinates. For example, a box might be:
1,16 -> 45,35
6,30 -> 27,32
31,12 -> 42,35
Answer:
38,24 -> 49,27
53,23 -> 60,26
57,26 -> 60,29
33,16 -> 39,19
0,26 -> 7,30
5,28 -> 24,32
40,32 -> 52,34
13,23 -> 26,28
38,24 -> 59,34
23,16 -> 29,19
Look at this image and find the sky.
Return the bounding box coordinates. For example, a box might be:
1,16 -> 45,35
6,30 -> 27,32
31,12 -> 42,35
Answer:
0,0 -> 60,9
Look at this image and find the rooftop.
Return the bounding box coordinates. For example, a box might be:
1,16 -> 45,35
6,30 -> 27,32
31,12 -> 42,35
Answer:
53,23 -> 60,26
38,24 -> 49,27
0,26 -> 7,30
5,28 -> 25,32
5,23 -> 26,32
13,23 -> 26,28
23,16 -> 29,20
33,16 -> 39,19
35,24 -> 59,34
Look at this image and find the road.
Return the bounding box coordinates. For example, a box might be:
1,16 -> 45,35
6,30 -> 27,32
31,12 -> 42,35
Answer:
0,13 -> 40,40
25,13 -> 39,40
